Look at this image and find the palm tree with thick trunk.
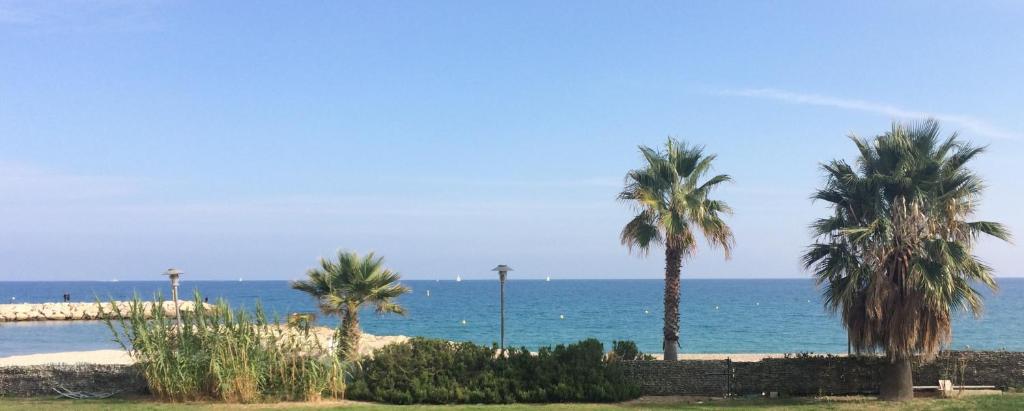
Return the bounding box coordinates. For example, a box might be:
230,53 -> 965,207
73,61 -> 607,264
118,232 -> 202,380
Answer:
619,138 -> 734,361
804,120 -> 1011,401
292,250 -> 410,360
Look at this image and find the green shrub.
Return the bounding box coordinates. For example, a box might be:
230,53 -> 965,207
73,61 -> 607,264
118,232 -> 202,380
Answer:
348,337 -> 641,404
103,293 -> 346,403
608,340 -> 655,361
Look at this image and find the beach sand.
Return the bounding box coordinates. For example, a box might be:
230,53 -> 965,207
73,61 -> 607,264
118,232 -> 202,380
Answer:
0,331 -> 410,366
673,353 -> 812,362
0,348 -> 807,366
0,324 -> 831,365
0,349 -> 133,366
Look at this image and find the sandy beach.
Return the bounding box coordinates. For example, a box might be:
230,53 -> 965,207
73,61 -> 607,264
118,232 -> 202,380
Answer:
0,349 -> 134,366
0,323 -> 836,366
0,348 -> 806,366
0,330 -> 411,366
673,353 -> 810,362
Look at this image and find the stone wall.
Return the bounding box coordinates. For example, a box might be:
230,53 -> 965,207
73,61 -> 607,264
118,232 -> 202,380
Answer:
0,301 -> 207,322
624,351 -> 1024,396
0,365 -> 146,396
620,360 -> 730,396
915,351 -> 1024,389
730,355 -> 883,395
3,351 -> 1020,398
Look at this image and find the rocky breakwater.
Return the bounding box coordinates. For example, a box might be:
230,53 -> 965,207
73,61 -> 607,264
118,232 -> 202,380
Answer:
0,301 -> 208,322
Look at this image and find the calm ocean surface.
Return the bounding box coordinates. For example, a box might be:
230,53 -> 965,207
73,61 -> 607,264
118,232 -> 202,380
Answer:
1,279 -> 1022,356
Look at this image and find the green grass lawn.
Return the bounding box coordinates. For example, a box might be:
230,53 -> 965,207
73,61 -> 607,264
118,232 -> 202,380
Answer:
1,394 -> 1022,410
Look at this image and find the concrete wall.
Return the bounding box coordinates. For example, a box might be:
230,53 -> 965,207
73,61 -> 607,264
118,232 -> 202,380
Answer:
623,351 -> 1024,396
0,364 -> 146,396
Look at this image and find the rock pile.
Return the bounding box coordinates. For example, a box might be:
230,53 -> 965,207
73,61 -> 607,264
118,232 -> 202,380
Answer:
0,301 -> 207,322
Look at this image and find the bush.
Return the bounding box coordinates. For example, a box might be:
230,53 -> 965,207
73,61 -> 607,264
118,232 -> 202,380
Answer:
348,338 -> 641,404
103,293 -> 346,403
608,340 -> 655,361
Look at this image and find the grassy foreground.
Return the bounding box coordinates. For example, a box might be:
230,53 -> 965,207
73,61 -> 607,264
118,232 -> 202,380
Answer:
1,394 -> 1022,410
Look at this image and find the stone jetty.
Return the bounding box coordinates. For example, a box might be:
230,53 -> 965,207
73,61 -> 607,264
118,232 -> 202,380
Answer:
0,301 -> 208,322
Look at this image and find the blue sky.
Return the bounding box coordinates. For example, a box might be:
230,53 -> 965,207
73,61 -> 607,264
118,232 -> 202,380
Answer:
1,1 -> 1021,280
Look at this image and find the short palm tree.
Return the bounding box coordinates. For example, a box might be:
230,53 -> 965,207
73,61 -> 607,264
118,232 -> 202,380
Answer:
803,120 -> 1011,401
291,250 -> 411,360
619,138 -> 735,361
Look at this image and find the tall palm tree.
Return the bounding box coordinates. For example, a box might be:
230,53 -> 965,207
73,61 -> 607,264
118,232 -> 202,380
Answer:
803,120 -> 1011,401
619,137 -> 735,361
291,250 -> 411,360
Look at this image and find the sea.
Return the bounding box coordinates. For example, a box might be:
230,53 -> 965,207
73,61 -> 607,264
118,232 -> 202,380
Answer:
1,279 -> 1022,357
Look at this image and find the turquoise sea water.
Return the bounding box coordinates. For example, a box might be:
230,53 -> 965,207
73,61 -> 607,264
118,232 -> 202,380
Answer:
1,279 -> 1021,356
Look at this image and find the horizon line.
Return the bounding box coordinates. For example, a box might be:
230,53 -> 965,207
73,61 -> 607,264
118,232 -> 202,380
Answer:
2,276 -> 1022,283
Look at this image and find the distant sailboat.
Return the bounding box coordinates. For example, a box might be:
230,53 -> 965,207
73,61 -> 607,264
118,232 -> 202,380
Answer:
239,277 -> 243,282
111,278 -> 119,283
545,276 -> 551,282
456,275 -> 462,282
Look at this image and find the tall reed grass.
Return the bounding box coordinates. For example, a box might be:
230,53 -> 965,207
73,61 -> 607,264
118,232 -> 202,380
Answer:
103,293 -> 346,403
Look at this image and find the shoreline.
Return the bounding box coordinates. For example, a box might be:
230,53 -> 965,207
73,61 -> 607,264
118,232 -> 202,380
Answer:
0,349 -> 840,366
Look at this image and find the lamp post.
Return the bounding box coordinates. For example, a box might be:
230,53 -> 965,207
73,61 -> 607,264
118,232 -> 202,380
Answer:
491,264 -> 512,353
163,268 -> 183,329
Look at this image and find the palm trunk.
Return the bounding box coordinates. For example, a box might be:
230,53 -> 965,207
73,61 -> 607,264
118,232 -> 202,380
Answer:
878,357 -> 914,401
663,244 -> 683,361
335,306 -> 361,360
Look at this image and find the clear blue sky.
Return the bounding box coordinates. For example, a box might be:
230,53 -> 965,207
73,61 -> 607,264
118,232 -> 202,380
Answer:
1,1 -> 1021,280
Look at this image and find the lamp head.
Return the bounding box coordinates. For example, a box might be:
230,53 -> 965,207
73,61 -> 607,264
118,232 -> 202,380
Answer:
491,264 -> 512,281
163,268 -> 183,286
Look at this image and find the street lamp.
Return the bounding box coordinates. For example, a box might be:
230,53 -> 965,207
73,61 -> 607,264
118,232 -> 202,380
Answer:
491,264 -> 512,353
163,268 -> 183,328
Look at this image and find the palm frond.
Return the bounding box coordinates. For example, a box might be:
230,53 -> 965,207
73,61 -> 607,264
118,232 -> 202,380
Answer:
806,120 -> 1010,361
619,137 -> 735,261
293,250 -> 411,332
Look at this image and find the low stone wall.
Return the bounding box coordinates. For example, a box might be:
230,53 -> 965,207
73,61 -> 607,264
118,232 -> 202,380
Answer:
915,351 -> 1024,389
0,364 -> 146,396
620,360 -> 730,395
730,355 -> 883,395
3,351 -> 1020,398
0,301 -> 207,322
624,351 -> 1024,396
